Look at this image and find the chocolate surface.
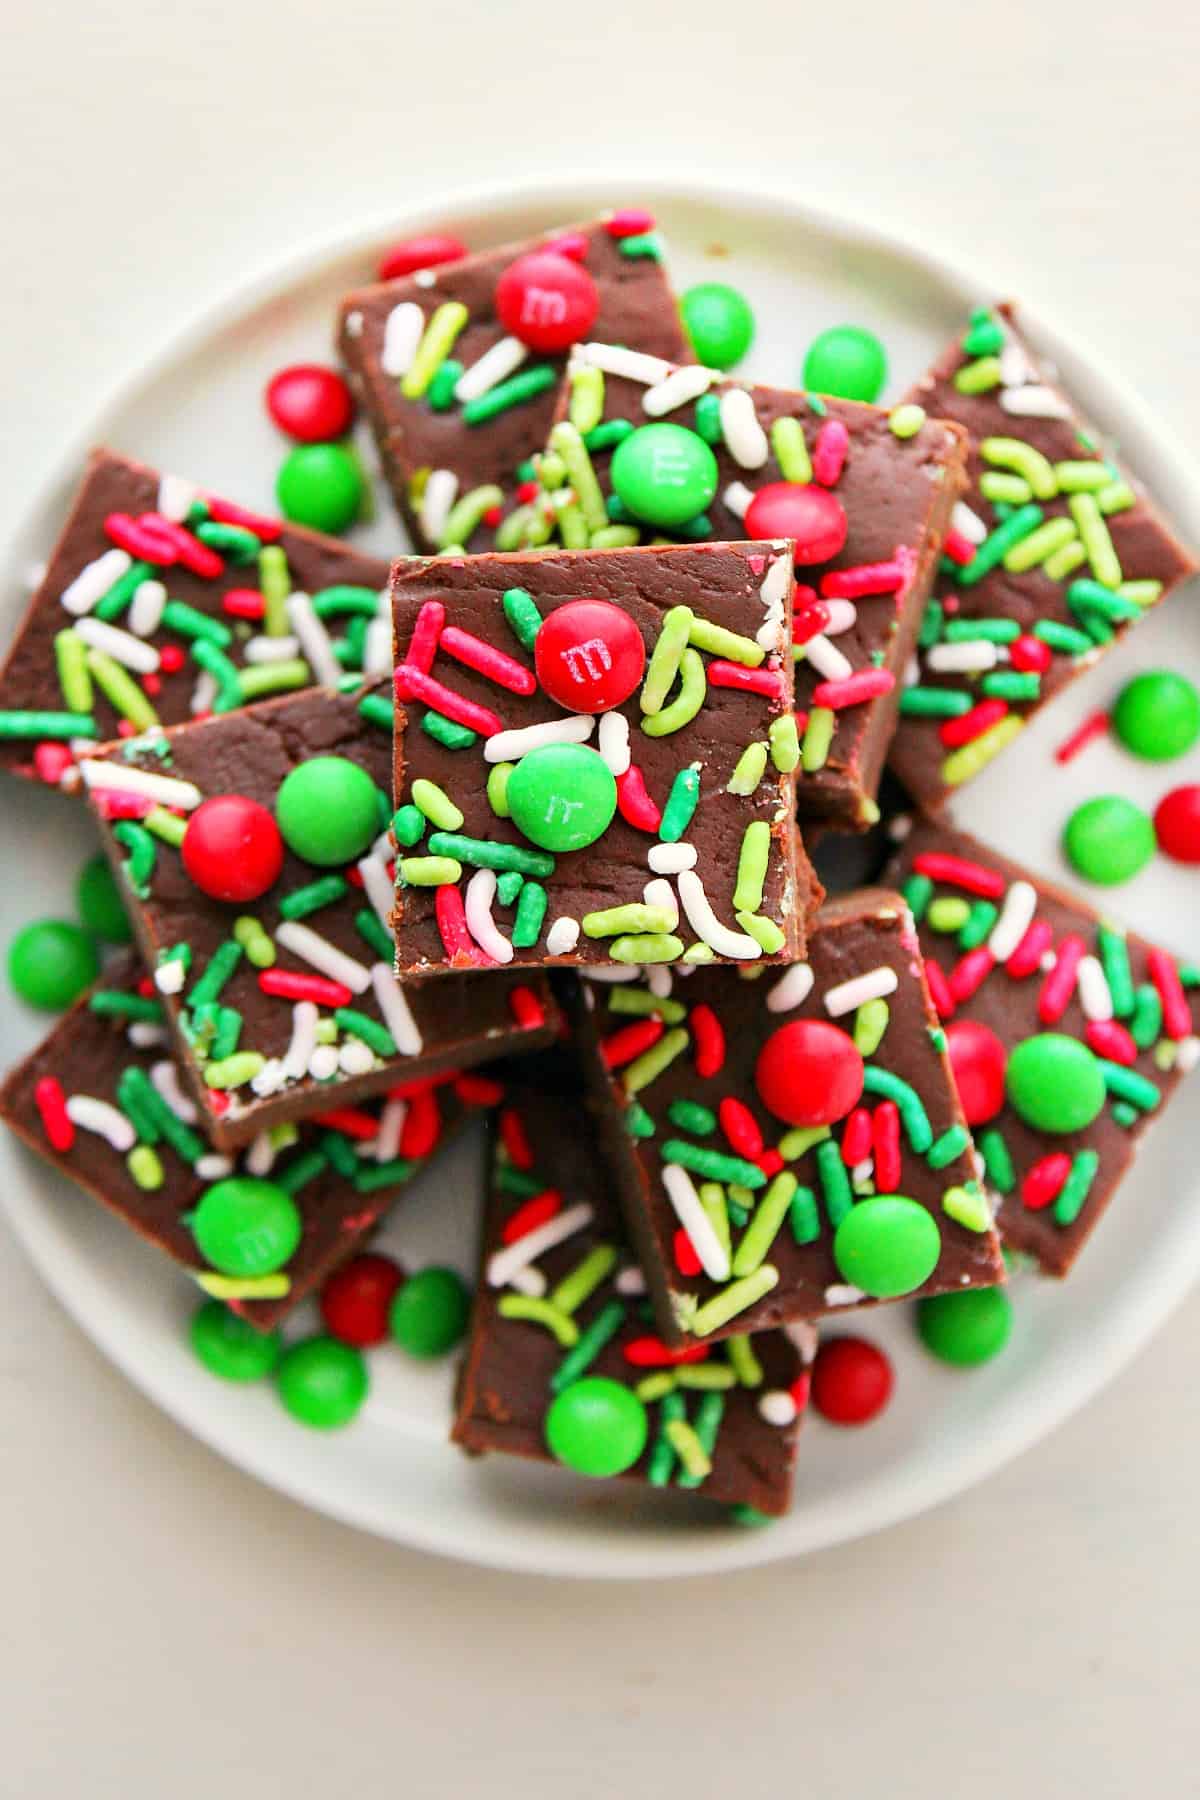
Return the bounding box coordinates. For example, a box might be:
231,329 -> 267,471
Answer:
453,1083 -> 809,1515
888,303 -> 1197,810
0,955 -> 484,1327
338,217 -> 688,553
391,543 -> 820,975
884,819 -> 1200,1274
571,891 -> 1003,1344
548,353 -> 967,825
82,685 -> 557,1147
0,448 -> 392,784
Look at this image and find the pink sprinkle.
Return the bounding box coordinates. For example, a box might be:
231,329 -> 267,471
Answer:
810,668 -> 896,710
1006,917 -> 1053,979
938,698 -> 1008,749
819,551 -> 911,601
707,660 -> 783,697
924,958 -> 955,1020
812,419 -> 850,487
1148,948 -> 1191,1041
402,599 -> 444,673
1086,1020 -> 1138,1066
1037,932 -> 1086,1023
912,852 -> 1006,900
438,625 -> 536,695
942,529 -> 975,566
33,742 -> 74,785
545,231 -> 589,261
1054,709 -> 1109,765
605,208 -> 655,237
948,947 -> 995,1003
393,664 -> 502,736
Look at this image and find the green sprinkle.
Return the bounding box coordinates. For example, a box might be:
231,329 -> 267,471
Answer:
928,1123 -> 970,1169
668,1099 -> 716,1134
357,693 -> 394,732
422,707 -> 478,757
195,520 -> 259,560
625,1101 -> 656,1138
899,687 -> 972,719
663,1141 -> 766,1189
862,1065 -> 932,1150
93,560 -> 154,622
550,1246 -> 619,1317
1032,618 -> 1094,656
918,600 -> 944,650
608,987 -> 686,1024
1067,578 -> 1138,624
659,766 -> 702,842
159,600 -> 233,647
901,873 -> 934,922
685,1267 -> 779,1338
398,856 -> 461,886
928,896 -> 971,933
1097,924 -> 1135,1017
959,900 -> 998,950
981,671 -> 1041,702
426,831 -> 555,879
112,820 -> 156,898
610,933 -> 685,965
355,909 -> 392,961
768,713 -> 800,773
118,1065 -> 205,1164
943,1183 -> 992,1232
687,615 -> 764,667
801,706 -> 834,772
814,1137 -> 853,1227
777,1123 -> 830,1161
188,938 -> 243,1012
727,741 -> 768,795
127,1145 -> 164,1191
1054,1149 -> 1100,1227
726,1334 -> 763,1387
617,230 -> 662,260
486,761 -> 513,817
1111,1102 -> 1139,1129
944,617 -> 1022,645
496,1294 -> 578,1347
622,1027 -> 689,1095
438,485 -> 505,551
1068,494 -> 1122,587
275,1148 -> 328,1195
854,999 -> 890,1056
888,403 -> 925,439
497,869 -> 523,904
400,301 -> 469,399
549,1300 -> 626,1392
411,778 -> 464,832
279,874 -> 348,920
329,1010 -> 393,1058
462,363 -> 557,425
496,1164 -> 544,1199
312,586 -> 382,620
426,358 -> 462,411
957,504 -> 1045,585
1098,1059 -> 1159,1112
647,1391 -> 685,1485
549,421 -> 608,534
732,1172 -> 797,1276
583,903 -> 674,938
978,1127 -> 1015,1194
582,418 -> 634,453
88,989 -> 163,1023
1131,984 -> 1164,1049
0,708 -> 98,741
210,1006 -> 242,1061
694,392 -> 723,445
511,880 -> 548,948
352,1156 -> 418,1193
392,804 -> 425,847
789,1185 -> 820,1244
86,650 -> 157,729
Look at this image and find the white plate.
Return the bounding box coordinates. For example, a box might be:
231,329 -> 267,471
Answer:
3,176 -> 1199,1580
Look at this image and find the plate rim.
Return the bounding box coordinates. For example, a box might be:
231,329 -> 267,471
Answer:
5,169 -> 1200,1580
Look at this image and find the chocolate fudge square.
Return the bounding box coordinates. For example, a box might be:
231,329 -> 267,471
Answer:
0,448 -> 392,787
453,1082 -> 811,1516
541,348 -> 968,826
390,542 -> 821,977
570,890 -> 1004,1345
884,819 -> 1200,1275
888,303 -> 1197,810
81,684 -> 557,1149
337,212 -> 688,554
0,954 -> 495,1328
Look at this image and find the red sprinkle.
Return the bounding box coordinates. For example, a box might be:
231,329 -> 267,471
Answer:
116,720 -> 138,738
912,852 -> 1006,899
394,663 -> 502,737
605,208 -> 655,237
673,1228 -> 702,1277
544,231 -> 590,262
404,599 -> 445,674
159,644 -> 186,674
453,1071 -> 504,1107
793,602 -> 831,645
1009,633 -> 1052,674
941,528 -> 976,566
601,1017 -> 664,1069
938,698 -> 1009,748
508,985 -> 546,1030
499,1105 -> 535,1169
223,587 -> 266,620
206,497 -> 282,541
819,558 -> 907,600
501,1189 -> 562,1244
1022,1152 -> 1072,1211
93,791 -> 155,820
104,512 -> 177,566
1006,917 -> 1053,979
435,884 -> 487,965
757,1148 -> 785,1178
141,673 -> 161,698
622,1335 -> 708,1368
948,947 -> 995,1004
516,480 -> 540,505
719,1097 -> 763,1159
399,1086 -> 441,1159
924,958 -> 955,1020
377,234 -> 467,282
690,1003 -> 725,1078
313,1107 -> 382,1141
1037,933 -> 1085,1024
1054,708 -> 1109,765
33,742 -> 73,785
259,968 -> 353,1007
615,764 -> 661,832
811,669 -> 896,709
840,1106 -> 872,1167
34,1076 -> 74,1152
147,515 -> 225,578
1086,1020 -> 1138,1065
812,419 -> 850,486
872,1101 -> 902,1192
706,660 -> 783,697
438,625 -> 537,695
1148,948 -> 1191,1041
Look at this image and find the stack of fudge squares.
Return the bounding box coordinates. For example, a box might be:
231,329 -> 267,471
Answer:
0,207 -> 1196,1525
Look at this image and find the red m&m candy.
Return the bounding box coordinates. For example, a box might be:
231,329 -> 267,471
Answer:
755,1019 -> 864,1126
944,1019 -> 1008,1125
320,1253 -> 405,1347
743,483 -> 848,564
534,600 -> 646,713
811,1336 -> 894,1426
265,364 -> 355,444
182,795 -> 285,903
494,252 -> 599,353
1154,783 -> 1200,863
377,233 -> 467,281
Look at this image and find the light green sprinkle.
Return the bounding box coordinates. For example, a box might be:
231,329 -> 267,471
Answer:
53,629 -> 92,713
677,1364 -> 736,1392
569,364 -> 605,435
1002,516 -> 1078,574
726,1334 -> 763,1388
86,650 -> 157,729
731,821 -> 770,916
589,525 -> 642,549
237,658 -> 311,702
771,415 -> 811,482
496,1294 -> 578,1347
126,1145 -> 164,1191
980,436 -> 1057,499
801,706 -> 834,772
583,903 -> 675,939
204,1052 -> 266,1089
610,933 -> 685,964
664,1417 -> 711,1482
194,1271 -> 290,1300
737,913 -> 785,953
979,471 -> 1033,507
954,355 -> 1002,394
641,647 -> 706,737
685,1266 -> 779,1338
439,485 -> 505,551
854,998 -> 889,1056
622,1027 -> 690,1095
732,1172 -> 797,1276
411,778 -> 463,832
233,915 -> 275,968
888,403 -> 925,439
640,606 -> 694,715
698,1182 -> 731,1266
687,616 -> 764,667
943,1184 -> 992,1232
940,715 -> 1023,786
549,421 -> 608,533
1068,493 -> 1121,587
778,1123 -> 830,1161
928,896 -> 971,933
550,1244 -> 619,1316
727,741 -> 768,795
398,856 -> 462,885
400,302 -> 469,399
1044,539 -> 1088,583
1054,460 -> 1111,492
257,545 -> 291,637
636,1372 -> 677,1403
769,712 -> 800,772
1097,480 -> 1135,515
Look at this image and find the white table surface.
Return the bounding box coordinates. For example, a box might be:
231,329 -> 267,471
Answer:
2,1 -> 1198,1791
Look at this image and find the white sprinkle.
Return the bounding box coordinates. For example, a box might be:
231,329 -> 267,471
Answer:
824,1283 -> 867,1307
506,1265 -> 548,1298
484,713 -> 594,764
74,616 -> 160,674
719,387 -> 769,469
127,1021 -> 166,1048
79,760 -> 202,810
997,341 -> 1030,386
308,1044 -> 340,1081
419,468 -> 458,546
284,591 -> 339,687
344,310 -> 364,338
455,335 -> 528,402
195,1154 -> 234,1180
363,616 -> 392,677
824,966 -> 898,1017
157,473 -> 198,522
662,1164 -> 731,1281
128,579 -> 168,638
244,633 -> 301,664
615,1264 -> 647,1296
463,868 -> 514,965
358,855 -> 395,934
571,342 -> 672,385
951,501 -> 988,545
643,876 -> 679,931
339,1037 -> 377,1075
822,598 -> 858,636
803,633 -> 854,682
381,301 -> 425,376
191,671 -> 218,716
766,962 -> 814,1013
486,1203 -> 595,1288
647,965 -> 673,999
245,1131 -> 277,1176
852,1158 -> 875,1187
987,880 -> 1038,963
412,269 -> 438,289
65,1096 -> 135,1151
1178,1037 -> 1200,1074
282,1002 -> 319,1081
597,709 -> 631,776
642,364 -> 714,416
374,1097 -> 407,1161
579,965 -> 639,983
1000,384 -> 1071,420
676,869 -> 761,960
1040,949 -> 1057,973
756,549 -> 792,649
249,1058 -> 288,1098
926,640 -> 999,673
722,481 -> 753,519
784,1319 -> 819,1362
275,922 -> 372,994
1077,954 -> 1113,1022
648,841 -> 697,875
903,656 -> 920,688
758,1389 -> 798,1428
60,549 -> 132,617
154,958 -> 187,996
546,916 -> 580,956
149,1059 -> 198,1123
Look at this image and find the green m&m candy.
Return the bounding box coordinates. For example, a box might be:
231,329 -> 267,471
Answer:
1005,1032 -> 1106,1133
189,1300 -> 282,1382
917,1287 -> 1013,1367
544,1377 -> 648,1477
276,1336 -> 369,1428
610,423 -> 718,529
189,1176 -> 302,1278
276,755 -> 379,865
1062,795 -> 1156,886
680,282 -> 755,370
8,919 -> 99,1011
1112,670 -> 1200,761
832,1195 -> 941,1299
389,1265 -> 470,1357
506,744 -> 617,853
275,442 -> 363,534
76,853 -> 131,942
802,325 -> 888,403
